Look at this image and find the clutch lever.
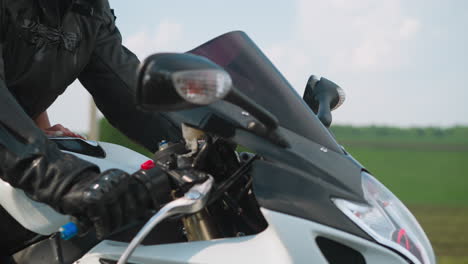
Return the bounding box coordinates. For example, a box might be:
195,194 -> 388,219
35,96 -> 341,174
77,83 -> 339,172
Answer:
117,176 -> 214,264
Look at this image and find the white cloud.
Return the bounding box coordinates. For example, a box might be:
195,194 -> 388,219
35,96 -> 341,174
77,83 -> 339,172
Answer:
124,19 -> 184,59
263,0 -> 422,94
264,44 -> 311,93
264,44 -> 286,65
399,18 -> 421,39
291,0 -> 421,72
261,0 -> 428,126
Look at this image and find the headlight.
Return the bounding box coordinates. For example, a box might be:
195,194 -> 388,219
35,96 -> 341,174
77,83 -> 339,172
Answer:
333,172 -> 436,264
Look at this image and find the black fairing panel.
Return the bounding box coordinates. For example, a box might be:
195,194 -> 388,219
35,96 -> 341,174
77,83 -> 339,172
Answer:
316,237 -> 366,264
252,159 -> 370,240
242,128 -> 371,240
50,138 -> 106,158
164,89 -> 371,239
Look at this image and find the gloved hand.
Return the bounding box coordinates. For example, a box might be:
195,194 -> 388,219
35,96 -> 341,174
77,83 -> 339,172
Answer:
58,168 -> 171,239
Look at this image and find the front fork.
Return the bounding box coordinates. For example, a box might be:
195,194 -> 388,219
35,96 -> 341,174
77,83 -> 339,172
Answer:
182,209 -> 220,241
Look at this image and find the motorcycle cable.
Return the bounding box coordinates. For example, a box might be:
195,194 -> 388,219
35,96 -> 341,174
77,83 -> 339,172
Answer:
52,233 -> 65,264
235,176 -> 253,201
220,190 -> 262,234
206,153 -> 257,206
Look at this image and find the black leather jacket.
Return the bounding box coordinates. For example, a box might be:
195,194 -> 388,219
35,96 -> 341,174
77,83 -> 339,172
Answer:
0,0 -> 181,254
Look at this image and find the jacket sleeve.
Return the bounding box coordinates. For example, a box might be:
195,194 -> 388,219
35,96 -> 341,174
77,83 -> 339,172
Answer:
78,3 -> 181,152
0,41 -> 100,213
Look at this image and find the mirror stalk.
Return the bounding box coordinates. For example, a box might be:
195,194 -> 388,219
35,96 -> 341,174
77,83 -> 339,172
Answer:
225,88 -> 289,148
316,93 -> 333,128
225,88 -> 279,130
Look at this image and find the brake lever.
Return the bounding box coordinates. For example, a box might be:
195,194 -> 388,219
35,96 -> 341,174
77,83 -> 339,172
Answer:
117,176 -> 214,264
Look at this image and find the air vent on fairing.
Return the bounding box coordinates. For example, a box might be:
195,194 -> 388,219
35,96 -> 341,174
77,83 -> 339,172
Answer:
316,236 -> 366,264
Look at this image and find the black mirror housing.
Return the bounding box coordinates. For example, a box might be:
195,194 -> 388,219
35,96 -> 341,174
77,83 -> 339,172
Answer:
136,53 -> 227,112
303,76 -> 345,128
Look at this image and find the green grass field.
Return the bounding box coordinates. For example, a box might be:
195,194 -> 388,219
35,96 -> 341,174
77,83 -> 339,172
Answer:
343,145 -> 468,263
344,145 -> 468,205
337,127 -> 468,264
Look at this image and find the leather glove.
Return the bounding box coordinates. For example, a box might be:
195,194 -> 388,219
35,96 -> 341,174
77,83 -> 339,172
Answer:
58,168 -> 171,239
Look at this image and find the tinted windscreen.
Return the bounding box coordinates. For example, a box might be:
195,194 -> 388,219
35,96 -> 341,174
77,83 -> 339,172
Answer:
189,31 -> 341,152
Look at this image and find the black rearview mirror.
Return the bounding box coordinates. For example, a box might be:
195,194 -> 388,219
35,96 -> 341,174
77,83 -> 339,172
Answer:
303,76 -> 346,128
136,53 -> 233,112
136,52 -> 289,147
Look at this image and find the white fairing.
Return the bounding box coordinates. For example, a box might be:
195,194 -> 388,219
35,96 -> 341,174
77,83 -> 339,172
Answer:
0,182 -> 71,235
66,141 -> 151,173
77,209 -> 408,264
0,141 -> 150,235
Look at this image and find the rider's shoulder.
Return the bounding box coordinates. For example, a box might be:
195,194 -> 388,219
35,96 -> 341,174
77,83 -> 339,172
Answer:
2,0 -> 35,14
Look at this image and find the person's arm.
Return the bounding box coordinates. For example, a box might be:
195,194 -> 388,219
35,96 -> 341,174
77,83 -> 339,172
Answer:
34,111 -> 85,138
0,1 -> 95,205
0,65 -> 99,208
0,7 -> 170,238
0,75 -> 170,238
34,111 -> 52,130
78,2 -> 181,152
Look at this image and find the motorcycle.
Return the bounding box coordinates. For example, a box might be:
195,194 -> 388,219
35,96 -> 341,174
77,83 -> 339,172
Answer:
0,31 -> 436,264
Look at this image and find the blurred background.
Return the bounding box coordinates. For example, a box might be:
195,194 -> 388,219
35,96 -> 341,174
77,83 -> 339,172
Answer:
48,0 -> 468,263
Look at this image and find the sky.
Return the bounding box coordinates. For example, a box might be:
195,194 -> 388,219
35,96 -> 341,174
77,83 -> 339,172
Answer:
48,0 -> 468,133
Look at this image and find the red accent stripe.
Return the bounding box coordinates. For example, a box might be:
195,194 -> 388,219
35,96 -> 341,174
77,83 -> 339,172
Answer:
397,229 -> 410,250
